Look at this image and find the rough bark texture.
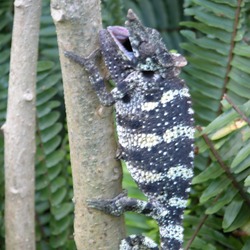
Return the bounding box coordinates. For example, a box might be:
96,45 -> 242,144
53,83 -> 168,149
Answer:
51,1 -> 125,249
3,0 -> 42,249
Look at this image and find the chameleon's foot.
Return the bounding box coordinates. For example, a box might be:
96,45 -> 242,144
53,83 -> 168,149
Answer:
87,190 -> 128,216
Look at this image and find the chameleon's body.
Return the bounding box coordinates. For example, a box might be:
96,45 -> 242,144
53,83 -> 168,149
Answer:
66,9 -> 194,250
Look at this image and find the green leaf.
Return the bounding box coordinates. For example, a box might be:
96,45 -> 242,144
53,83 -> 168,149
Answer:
244,175 -> 250,188
37,100 -> 61,118
193,0 -> 235,19
223,203 -> 250,232
231,142 -> 250,168
48,163 -> 62,181
36,88 -> 57,106
206,189 -> 238,214
37,61 -> 55,72
38,111 -> 60,130
233,155 -> 250,174
51,202 -> 74,220
41,123 -> 63,144
36,201 -> 50,214
242,238 -> 250,250
38,214 -> 51,226
43,136 -> 61,155
36,175 -> 49,191
37,73 -> 61,94
51,216 -> 72,235
50,177 -> 66,193
51,187 -> 67,206
192,162 -> 224,184
36,187 -> 50,202
200,176 -> 231,203
222,200 -> 243,229
46,150 -> 65,168
49,229 -> 69,248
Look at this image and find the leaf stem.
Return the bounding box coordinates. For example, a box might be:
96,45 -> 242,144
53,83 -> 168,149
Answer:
218,0 -> 242,114
224,94 -> 250,126
185,214 -> 208,250
197,126 -> 250,207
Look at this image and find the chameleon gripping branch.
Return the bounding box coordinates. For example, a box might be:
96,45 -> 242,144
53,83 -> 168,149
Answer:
65,9 -> 194,250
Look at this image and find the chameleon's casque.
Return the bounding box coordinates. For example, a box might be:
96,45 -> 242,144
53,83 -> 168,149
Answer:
65,9 -> 194,250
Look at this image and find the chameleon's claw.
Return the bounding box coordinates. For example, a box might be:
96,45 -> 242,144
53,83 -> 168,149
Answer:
64,51 -> 88,67
64,49 -> 100,65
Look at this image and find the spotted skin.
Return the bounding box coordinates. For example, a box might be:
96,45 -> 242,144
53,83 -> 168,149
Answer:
65,9 -> 194,250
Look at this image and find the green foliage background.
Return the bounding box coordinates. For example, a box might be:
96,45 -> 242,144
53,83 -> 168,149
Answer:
1,0 -> 250,249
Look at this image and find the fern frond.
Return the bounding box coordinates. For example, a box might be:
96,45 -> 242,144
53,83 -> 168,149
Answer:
35,1 -> 75,248
182,1 -> 250,248
181,0 -> 250,125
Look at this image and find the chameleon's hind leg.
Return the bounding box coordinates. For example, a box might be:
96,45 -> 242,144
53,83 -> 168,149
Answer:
87,191 -> 156,217
87,191 -> 160,250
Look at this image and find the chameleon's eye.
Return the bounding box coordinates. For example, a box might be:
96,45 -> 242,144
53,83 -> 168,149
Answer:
142,71 -> 154,78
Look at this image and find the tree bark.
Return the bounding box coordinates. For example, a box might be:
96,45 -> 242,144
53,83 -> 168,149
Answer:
2,0 -> 42,249
51,1 -> 125,249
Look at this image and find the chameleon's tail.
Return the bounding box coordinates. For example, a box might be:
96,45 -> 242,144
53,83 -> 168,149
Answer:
159,223 -> 184,250
120,235 -> 159,250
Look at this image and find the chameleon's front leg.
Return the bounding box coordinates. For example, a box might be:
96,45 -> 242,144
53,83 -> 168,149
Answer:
65,51 -> 136,106
65,50 -> 115,106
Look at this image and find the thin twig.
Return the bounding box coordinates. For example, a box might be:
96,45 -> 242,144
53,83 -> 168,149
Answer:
197,126 -> 250,207
185,214 -> 209,250
185,194 -> 221,250
224,94 -> 250,127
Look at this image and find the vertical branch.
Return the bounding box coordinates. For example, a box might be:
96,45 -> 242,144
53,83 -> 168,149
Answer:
50,0 -> 125,249
2,0 -> 42,249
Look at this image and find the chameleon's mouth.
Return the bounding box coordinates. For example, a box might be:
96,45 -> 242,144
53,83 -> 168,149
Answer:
107,26 -> 134,60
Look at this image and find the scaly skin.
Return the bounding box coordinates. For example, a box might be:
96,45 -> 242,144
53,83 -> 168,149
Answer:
65,9 -> 194,250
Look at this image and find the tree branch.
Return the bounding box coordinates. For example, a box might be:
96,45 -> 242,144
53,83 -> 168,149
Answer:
50,1 -> 125,249
2,0 -> 42,249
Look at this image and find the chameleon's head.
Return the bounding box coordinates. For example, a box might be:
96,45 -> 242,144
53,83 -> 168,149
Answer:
106,9 -> 187,73
125,9 -> 175,71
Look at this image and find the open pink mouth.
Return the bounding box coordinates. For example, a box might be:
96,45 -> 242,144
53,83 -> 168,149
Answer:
107,26 -> 134,60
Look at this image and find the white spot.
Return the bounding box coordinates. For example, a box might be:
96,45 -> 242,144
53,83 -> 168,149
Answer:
188,108 -> 194,114
159,209 -> 169,218
160,88 -> 190,104
160,224 -> 183,242
189,151 -> 194,158
169,197 -> 187,208
127,165 -> 165,184
163,125 -> 194,143
167,165 -> 193,180
141,101 -> 159,111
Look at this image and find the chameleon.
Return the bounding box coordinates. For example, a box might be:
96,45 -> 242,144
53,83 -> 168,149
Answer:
65,9 -> 194,250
